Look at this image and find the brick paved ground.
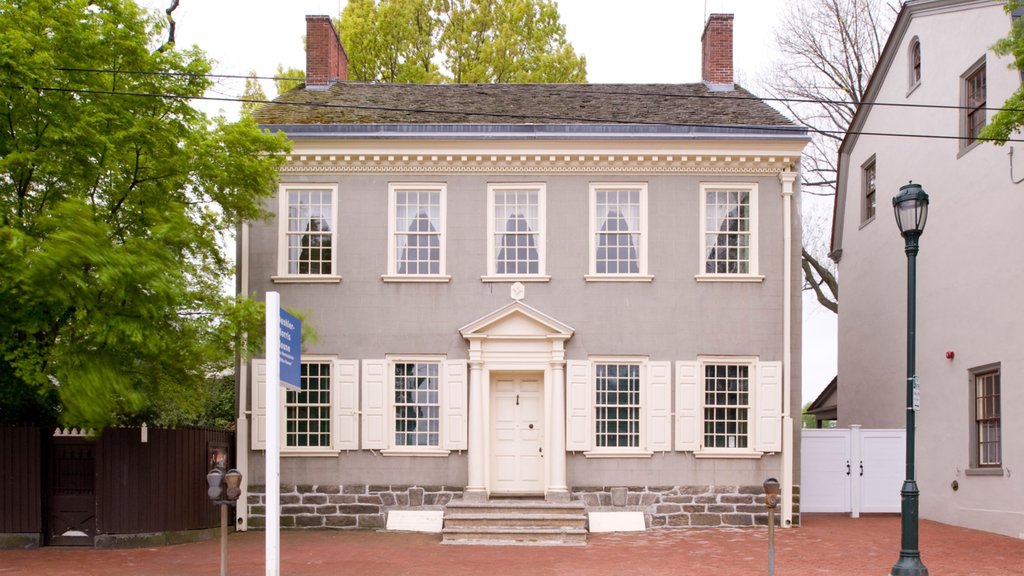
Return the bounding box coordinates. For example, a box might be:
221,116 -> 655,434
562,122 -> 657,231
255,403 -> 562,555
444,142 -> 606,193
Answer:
1,514 -> 1022,576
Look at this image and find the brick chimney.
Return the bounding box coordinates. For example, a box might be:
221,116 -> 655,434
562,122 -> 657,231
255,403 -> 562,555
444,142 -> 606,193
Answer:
701,13 -> 734,91
305,15 -> 348,89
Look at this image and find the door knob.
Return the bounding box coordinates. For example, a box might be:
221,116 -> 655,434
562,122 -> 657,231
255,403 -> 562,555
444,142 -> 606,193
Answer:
528,424 -> 534,429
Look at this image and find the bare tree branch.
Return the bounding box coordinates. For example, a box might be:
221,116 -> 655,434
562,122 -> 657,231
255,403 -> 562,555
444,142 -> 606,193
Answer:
156,0 -> 180,53
762,0 -> 897,314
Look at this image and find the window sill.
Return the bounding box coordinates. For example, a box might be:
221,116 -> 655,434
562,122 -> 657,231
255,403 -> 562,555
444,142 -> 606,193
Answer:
271,275 -> 342,284
957,140 -> 982,159
280,449 -> 339,457
381,448 -> 452,457
964,467 -> 1004,477
380,275 -> 452,283
583,450 -> 653,459
906,81 -> 920,98
480,275 -> 551,283
584,274 -> 654,283
859,214 -> 876,230
693,450 -> 764,459
694,274 -> 764,283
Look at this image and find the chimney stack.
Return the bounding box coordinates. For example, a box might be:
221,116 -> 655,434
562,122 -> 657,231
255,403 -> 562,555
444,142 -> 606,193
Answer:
701,13 -> 734,91
305,15 -> 348,89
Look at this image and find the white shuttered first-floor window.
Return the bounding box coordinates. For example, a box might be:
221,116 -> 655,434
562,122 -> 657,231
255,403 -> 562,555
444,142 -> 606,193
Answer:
565,358 -> 671,457
361,357 -> 468,456
675,358 -> 782,457
250,357 -> 360,454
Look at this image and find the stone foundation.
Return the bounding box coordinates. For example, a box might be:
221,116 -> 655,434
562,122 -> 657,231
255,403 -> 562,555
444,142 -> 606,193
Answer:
247,484 -> 463,530
247,484 -> 799,530
571,485 -> 800,528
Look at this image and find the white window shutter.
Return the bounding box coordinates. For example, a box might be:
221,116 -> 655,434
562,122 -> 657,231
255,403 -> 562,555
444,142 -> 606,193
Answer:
361,360 -> 388,449
443,360 -> 469,451
646,361 -> 672,452
565,360 -> 592,452
675,361 -> 701,451
251,359 -> 267,450
333,360 -> 360,450
755,361 -> 783,452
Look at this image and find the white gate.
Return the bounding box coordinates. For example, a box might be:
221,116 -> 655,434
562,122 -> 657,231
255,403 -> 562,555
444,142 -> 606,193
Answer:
800,426 -> 905,515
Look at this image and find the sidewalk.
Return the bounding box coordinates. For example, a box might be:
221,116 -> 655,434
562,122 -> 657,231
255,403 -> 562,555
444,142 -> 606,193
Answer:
1,514 -> 1022,575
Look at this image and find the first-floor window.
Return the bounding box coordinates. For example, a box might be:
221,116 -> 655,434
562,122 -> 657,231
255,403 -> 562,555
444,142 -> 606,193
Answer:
394,361 -> 440,447
285,362 -> 332,447
974,366 -> 1001,467
594,363 -> 641,448
703,363 -> 750,449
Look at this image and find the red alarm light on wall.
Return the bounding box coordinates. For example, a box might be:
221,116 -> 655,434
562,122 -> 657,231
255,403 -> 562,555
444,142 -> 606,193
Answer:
945,351 -> 955,360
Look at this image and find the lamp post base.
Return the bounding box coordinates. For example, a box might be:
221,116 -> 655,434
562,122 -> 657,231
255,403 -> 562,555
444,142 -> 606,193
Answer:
890,555 -> 928,576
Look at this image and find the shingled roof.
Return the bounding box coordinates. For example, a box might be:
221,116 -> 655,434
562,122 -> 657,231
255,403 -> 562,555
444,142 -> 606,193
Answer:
252,82 -> 797,132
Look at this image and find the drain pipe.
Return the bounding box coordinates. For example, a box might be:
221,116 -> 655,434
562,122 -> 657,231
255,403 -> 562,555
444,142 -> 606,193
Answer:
236,221 -> 251,531
779,170 -> 797,528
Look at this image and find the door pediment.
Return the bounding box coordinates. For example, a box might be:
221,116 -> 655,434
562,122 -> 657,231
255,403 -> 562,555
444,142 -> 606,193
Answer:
459,301 -> 574,341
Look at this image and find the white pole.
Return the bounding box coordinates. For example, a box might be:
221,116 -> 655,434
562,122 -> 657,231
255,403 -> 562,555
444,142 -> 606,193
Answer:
779,170 -> 796,527
265,291 -> 280,576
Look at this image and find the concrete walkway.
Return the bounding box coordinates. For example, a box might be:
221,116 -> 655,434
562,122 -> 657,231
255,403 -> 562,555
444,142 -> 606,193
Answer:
1,514 -> 1022,575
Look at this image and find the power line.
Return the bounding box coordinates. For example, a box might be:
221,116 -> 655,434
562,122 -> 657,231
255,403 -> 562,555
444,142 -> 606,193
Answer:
53,66 -> 1024,114
7,82 -> 1024,144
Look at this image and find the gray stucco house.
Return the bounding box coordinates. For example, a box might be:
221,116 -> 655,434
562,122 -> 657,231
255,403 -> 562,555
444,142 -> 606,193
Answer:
832,0 -> 1022,538
236,13 -> 808,535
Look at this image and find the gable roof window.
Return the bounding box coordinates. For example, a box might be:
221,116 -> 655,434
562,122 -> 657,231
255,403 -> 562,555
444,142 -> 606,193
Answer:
909,37 -> 921,91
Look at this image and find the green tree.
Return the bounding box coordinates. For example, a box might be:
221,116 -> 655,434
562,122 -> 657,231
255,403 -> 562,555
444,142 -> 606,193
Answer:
981,0 -> 1024,143
0,0 -> 290,429
240,70 -> 267,116
274,64 -> 305,96
337,0 -> 586,84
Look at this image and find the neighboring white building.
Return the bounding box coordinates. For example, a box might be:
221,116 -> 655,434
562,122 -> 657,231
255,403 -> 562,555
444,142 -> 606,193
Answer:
832,0 -> 1023,538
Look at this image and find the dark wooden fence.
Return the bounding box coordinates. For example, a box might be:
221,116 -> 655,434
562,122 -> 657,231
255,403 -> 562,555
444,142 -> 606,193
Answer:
0,426 -> 43,536
0,425 -> 234,547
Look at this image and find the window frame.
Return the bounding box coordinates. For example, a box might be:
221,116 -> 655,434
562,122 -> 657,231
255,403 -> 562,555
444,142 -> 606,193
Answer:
968,363 -> 1002,473
382,355 -> 449,456
696,183 -> 762,282
908,37 -> 921,94
699,357 -> 755,454
384,183 -> 450,282
587,357 -> 648,457
282,355 -> 338,454
274,183 -> 341,283
586,182 -> 652,282
483,183 -> 549,282
862,156 -> 877,225
960,57 -> 987,155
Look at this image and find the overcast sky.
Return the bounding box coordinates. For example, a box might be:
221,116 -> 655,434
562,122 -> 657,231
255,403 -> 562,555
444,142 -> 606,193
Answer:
140,0 -> 838,403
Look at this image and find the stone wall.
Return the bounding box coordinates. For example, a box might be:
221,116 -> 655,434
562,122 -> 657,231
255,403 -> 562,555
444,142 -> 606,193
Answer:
247,484 -> 799,530
247,484 -> 461,530
572,485 -> 800,528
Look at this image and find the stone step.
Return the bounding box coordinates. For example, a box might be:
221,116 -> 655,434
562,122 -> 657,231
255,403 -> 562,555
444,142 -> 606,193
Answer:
440,527 -> 588,546
444,513 -> 587,530
442,498 -> 588,546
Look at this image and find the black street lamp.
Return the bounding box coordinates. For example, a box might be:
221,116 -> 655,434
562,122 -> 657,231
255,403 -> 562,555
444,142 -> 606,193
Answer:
891,182 -> 929,576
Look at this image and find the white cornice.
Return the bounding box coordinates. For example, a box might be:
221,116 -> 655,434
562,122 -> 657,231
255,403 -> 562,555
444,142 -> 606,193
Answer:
280,152 -> 798,175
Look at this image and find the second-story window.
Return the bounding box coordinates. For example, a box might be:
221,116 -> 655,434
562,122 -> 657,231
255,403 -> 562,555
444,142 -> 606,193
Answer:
863,157 -> 877,223
387,183 -> 447,279
700,183 -> 759,277
277,184 -> 338,279
486,183 -> 546,279
962,58 -> 986,151
588,183 -> 649,279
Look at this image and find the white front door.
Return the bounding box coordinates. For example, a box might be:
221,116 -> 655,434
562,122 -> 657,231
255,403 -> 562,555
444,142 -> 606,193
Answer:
490,375 -> 544,494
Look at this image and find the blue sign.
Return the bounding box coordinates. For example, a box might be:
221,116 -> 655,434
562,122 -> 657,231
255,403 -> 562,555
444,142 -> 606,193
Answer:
279,309 -> 302,390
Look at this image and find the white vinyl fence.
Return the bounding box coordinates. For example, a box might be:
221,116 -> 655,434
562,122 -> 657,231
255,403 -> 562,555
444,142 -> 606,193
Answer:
800,426 -> 905,516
